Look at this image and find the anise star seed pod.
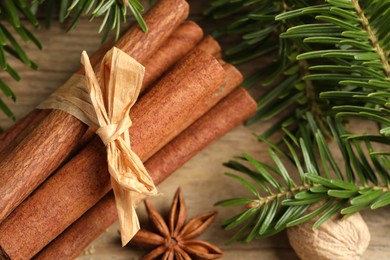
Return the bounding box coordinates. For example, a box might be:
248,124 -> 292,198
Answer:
130,188 -> 223,259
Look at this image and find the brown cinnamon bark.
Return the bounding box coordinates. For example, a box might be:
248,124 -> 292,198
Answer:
0,48 -> 226,260
127,49 -> 227,160
0,40 -> 111,156
0,109 -> 48,154
34,87 -> 256,260
0,110 -> 87,215
76,35 -> 223,152
34,191 -> 117,260
0,21 -> 203,159
0,36 -> 227,170
197,35 -> 222,58
148,87 -> 255,184
0,0 -> 190,224
141,21 -> 203,90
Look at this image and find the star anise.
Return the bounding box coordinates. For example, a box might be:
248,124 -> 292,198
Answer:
130,188 -> 223,260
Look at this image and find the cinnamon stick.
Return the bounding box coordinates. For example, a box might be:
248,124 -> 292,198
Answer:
0,38 -> 114,156
34,192 -> 117,260
0,21 -> 203,160
0,110 -> 48,154
0,35 -> 226,174
141,21 -> 203,90
0,0 -> 190,224
0,48 -> 226,260
196,35 -> 222,58
0,40 -> 110,156
76,34 -> 221,151
34,87 -> 257,260
148,87 -> 254,184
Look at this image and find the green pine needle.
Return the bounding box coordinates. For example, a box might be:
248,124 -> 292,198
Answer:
208,0 -> 390,243
219,115 -> 389,242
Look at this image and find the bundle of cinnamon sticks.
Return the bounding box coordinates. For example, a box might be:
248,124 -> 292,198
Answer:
0,0 -> 256,259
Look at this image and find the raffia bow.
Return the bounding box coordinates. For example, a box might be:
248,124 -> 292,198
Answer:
81,47 -> 157,246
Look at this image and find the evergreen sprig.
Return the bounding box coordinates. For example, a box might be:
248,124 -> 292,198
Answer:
207,0 -> 390,242
217,112 -> 389,242
206,0 -> 390,140
33,0 -> 148,42
0,0 -> 42,122
0,0 -> 147,130
276,0 -> 390,137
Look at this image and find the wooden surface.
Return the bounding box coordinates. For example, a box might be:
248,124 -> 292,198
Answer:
0,1 -> 389,259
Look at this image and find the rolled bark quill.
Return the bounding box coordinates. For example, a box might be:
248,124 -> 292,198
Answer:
34,87 -> 257,260
142,21 -> 204,90
147,87 -> 254,184
0,45 -> 234,259
0,20 -> 204,159
0,48 -> 226,260
0,0 -> 190,224
0,35 -> 225,184
0,32 -> 221,260
0,109 -> 48,154
196,35 -> 222,58
77,33 -> 219,149
73,24 -> 206,151
0,40 -> 111,155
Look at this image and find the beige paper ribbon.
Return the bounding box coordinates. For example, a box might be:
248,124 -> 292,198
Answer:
81,47 -> 157,245
40,47 -> 157,246
37,74 -> 98,126
38,47 -> 157,246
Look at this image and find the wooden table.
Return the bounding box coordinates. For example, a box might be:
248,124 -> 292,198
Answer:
0,1 -> 389,259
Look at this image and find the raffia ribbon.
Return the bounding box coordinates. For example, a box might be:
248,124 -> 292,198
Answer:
81,47 -> 157,245
40,47 -> 157,246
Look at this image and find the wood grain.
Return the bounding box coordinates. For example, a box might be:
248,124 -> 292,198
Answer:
0,0 -> 388,259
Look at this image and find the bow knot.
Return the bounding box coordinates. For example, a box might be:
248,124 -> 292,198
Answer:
81,47 -> 157,246
96,117 -> 132,146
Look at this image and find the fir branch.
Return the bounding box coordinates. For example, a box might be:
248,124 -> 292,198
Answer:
207,0 -> 390,140
276,0 -> 390,137
208,0 -> 390,243
35,0 -> 148,43
0,0 -> 42,126
352,0 -> 390,77
217,114 -> 390,242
